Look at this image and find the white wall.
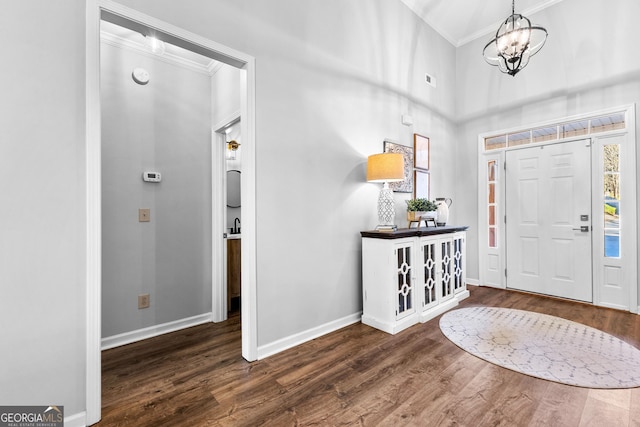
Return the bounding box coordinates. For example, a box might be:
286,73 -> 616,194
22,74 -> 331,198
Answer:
454,0 -> 640,285
101,41 -> 213,337
211,64 -> 241,128
114,0 -> 458,346
0,0 -> 86,416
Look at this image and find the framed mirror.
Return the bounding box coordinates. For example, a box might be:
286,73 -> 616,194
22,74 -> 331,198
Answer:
227,169 -> 241,208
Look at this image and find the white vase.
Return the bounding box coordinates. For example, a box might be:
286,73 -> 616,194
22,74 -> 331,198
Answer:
435,198 -> 452,226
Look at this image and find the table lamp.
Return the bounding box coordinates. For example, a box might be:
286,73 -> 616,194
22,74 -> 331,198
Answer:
367,153 -> 404,230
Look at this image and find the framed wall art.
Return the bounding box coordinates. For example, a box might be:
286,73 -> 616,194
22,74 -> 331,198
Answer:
414,133 -> 430,170
383,140 -> 413,193
414,169 -> 430,200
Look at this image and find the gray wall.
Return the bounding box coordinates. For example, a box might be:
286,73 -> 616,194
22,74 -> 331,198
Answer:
0,0 -> 86,416
454,0 -> 640,285
114,0 -> 459,346
101,42 -> 213,337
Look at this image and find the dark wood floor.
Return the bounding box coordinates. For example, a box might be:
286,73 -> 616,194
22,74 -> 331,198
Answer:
98,287 -> 640,426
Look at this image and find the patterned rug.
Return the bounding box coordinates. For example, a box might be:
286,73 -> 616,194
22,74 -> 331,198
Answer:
439,306 -> 640,388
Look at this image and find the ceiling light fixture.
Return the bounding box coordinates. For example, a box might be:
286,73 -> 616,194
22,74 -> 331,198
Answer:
145,36 -> 166,56
482,0 -> 548,76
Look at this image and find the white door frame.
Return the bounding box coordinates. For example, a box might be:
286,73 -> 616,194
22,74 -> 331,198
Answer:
477,105 -> 637,313
86,1 -> 258,424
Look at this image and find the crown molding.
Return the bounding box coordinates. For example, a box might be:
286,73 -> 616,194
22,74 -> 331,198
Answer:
100,30 -> 221,76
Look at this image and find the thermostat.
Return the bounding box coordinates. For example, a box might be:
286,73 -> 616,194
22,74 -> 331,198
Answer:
142,171 -> 161,182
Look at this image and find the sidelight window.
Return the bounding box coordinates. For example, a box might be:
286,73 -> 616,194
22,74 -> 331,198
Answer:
603,144 -> 621,258
488,160 -> 498,248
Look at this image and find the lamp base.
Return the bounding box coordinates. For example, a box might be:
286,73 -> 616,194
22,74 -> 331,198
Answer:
376,183 -> 397,230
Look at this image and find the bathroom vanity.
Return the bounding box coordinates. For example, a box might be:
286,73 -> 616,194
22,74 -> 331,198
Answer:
360,226 -> 468,334
227,235 -> 241,312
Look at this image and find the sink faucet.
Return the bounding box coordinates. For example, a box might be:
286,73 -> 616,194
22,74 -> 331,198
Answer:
233,217 -> 240,234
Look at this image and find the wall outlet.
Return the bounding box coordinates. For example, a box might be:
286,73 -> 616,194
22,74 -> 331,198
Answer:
138,293 -> 150,309
139,208 -> 150,222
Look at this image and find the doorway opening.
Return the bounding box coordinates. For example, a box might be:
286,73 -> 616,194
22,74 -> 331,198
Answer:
216,118 -> 242,318
86,1 -> 257,424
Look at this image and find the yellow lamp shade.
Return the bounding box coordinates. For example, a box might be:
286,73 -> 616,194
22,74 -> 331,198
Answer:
367,153 -> 404,182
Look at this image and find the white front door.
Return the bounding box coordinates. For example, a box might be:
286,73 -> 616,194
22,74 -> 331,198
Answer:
506,139 -> 592,302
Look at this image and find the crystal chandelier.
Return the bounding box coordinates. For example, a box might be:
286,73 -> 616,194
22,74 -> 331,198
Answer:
482,0 -> 548,76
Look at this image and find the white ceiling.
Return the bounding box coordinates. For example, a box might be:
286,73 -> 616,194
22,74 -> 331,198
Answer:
400,0 -> 564,47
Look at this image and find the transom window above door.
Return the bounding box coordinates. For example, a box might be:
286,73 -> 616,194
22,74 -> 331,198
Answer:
483,112 -> 626,151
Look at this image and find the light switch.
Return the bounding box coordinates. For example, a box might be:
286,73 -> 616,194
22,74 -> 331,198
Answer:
139,208 -> 150,222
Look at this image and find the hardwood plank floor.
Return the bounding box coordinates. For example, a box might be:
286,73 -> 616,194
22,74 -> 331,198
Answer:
97,287 -> 640,426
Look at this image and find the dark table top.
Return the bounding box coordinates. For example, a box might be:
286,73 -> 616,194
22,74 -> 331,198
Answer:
360,225 -> 469,239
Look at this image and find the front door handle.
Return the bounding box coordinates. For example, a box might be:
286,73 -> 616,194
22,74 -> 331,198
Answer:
572,226 -> 589,232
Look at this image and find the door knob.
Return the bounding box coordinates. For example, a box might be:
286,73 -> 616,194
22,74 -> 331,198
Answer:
572,226 -> 589,232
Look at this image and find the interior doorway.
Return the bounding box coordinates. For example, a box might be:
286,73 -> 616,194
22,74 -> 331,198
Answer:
215,118 -> 242,319
505,139 -> 593,302
86,1 -> 258,424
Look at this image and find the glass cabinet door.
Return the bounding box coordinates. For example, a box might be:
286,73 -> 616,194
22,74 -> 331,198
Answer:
395,242 -> 415,319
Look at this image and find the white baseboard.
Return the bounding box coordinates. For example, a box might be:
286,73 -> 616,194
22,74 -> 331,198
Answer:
101,313 -> 212,350
65,411 -> 86,427
257,312 -> 362,360
466,278 -> 480,286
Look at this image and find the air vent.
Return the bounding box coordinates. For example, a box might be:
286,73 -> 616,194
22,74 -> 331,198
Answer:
425,73 -> 436,88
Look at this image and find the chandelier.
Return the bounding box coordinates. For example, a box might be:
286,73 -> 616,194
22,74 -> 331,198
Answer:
482,0 -> 548,76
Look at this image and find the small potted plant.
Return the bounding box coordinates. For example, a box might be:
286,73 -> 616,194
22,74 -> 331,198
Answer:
406,198 -> 437,221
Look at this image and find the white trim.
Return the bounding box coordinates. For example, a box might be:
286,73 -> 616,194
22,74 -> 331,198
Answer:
101,313 -> 212,350
211,130 -> 227,323
362,313 -> 416,335
479,104 -> 633,153
627,104 -> 638,314
477,150 -> 505,289
466,278 -> 480,286
207,61 -> 224,76
240,60 -> 258,362
64,411 -> 87,427
85,0 -> 102,424
213,110 -> 242,135
100,30 -> 218,76
258,313 -> 362,360
87,1 -> 259,423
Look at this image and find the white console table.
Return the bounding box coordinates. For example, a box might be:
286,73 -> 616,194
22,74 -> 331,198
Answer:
361,226 -> 468,334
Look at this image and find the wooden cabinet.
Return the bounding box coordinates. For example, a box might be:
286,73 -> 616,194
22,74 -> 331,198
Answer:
361,227 -> 468,334
227,238 -> 241,312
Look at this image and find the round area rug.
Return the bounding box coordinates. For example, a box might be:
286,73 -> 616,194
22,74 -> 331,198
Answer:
439,306 -> 640,388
